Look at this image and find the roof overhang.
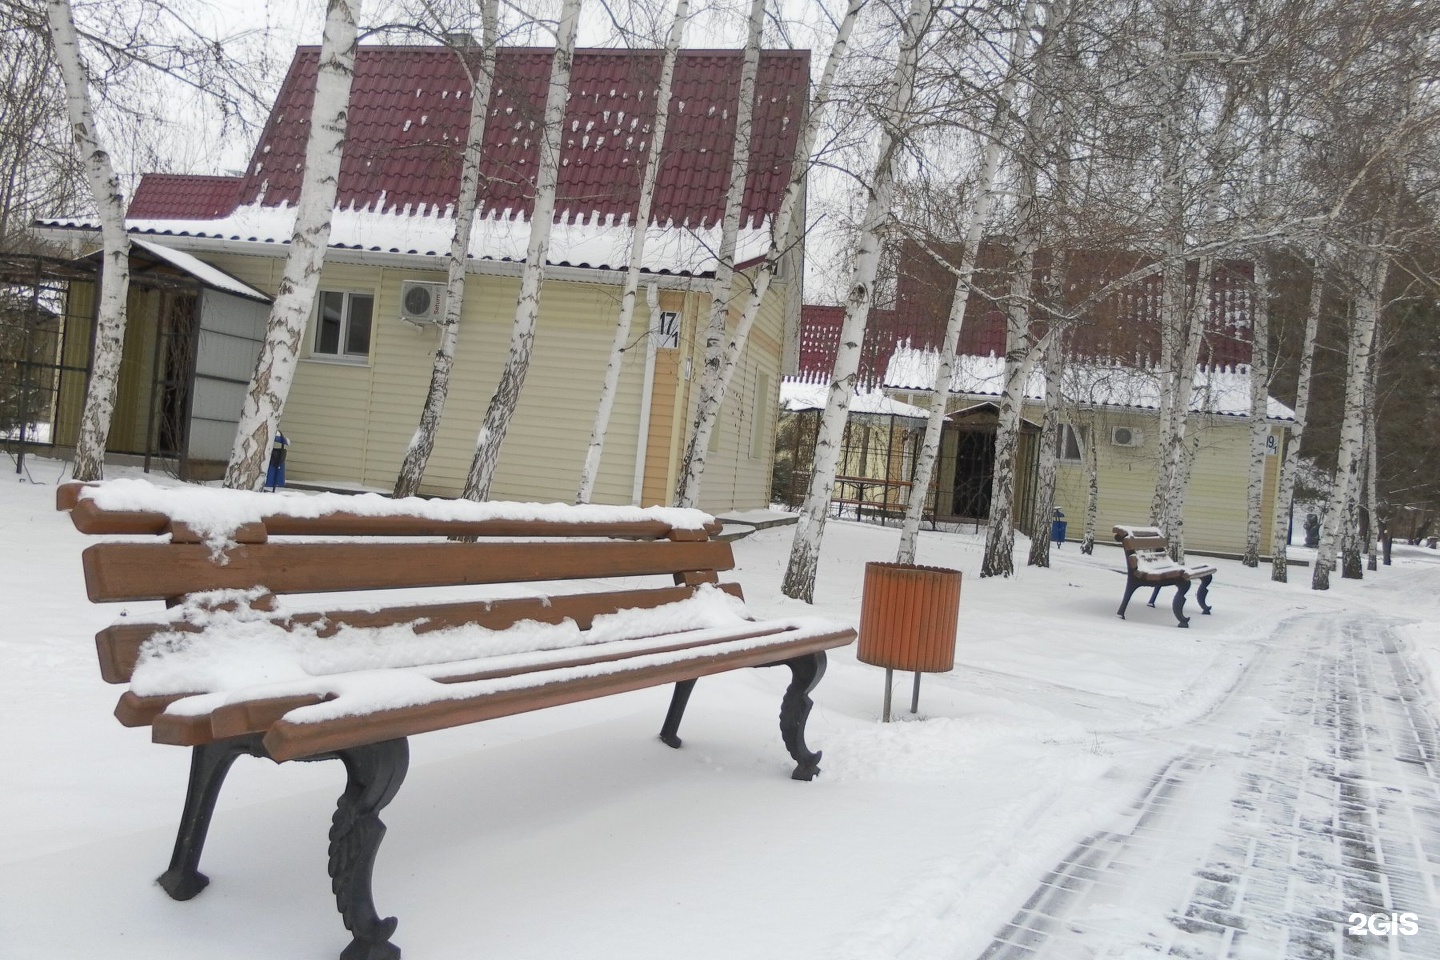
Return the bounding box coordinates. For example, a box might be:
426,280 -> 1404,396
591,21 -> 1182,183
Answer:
32,221 -> 720,294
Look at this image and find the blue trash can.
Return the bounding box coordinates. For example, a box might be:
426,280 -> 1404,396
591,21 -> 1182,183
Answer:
1050,509 -> 1067,546
265,432 -> 288,490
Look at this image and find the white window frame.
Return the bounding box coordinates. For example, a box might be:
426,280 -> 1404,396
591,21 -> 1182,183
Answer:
309,289 -> 376,363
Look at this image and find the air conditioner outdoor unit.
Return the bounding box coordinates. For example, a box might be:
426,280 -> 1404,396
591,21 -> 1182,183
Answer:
399,281 -> 446,325
1110,425 -> 1144,448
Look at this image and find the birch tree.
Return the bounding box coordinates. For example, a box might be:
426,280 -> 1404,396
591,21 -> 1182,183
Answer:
224,0 -> 360,489
576,0 -> 688,504
1314,247 -> 1387,589
669,0 -> 865,510
393,0 -> 499,498
1269,253 -> 1324,581
896,0 -> 1038,566
1027,336 -> 1065,566
782,0 -> 930,602
45,0 -> 129,481
981,0 -> 1070,579
1240,254 -> 1272,566
1363,346 -> 1380,571
1080,415 -> 1099,553
462,0 -> 581,501
672,0 -> 765,509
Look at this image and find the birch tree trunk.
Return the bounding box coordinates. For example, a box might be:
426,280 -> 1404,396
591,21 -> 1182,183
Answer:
46,0 -> 130,482
671,0 -> 864,511
223,0 -> 359,490
393,0 -> 498,498
1081,417 -> 1099,553
1314,251 -> 1386,590
1241,256 -> 1272,566
673,0 -> 766,509
462,0 -> 581,501
1160,255 -> 1211,562
1149,56 -> 1188,529
896,0 -> 1038,565
576,0 -> 689,504
982,0 -> 1068,579
1028,338 -> 1064,567
1270,255 -> 1324,582
1364,348 -> 1380,571
782,0 -> 929,602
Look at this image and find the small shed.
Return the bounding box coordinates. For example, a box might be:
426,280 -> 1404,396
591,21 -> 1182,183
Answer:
28,241 -> 271,477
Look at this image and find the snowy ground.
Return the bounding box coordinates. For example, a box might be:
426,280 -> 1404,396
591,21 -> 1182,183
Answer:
3,456 -> 1440,960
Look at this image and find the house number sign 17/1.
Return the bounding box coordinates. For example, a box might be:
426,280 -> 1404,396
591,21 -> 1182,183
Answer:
1347,912 -> 1419,936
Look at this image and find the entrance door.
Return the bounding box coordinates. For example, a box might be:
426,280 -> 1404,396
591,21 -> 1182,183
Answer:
951,429 -> 994,519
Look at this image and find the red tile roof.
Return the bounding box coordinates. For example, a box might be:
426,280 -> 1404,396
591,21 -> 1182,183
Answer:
796,242 -> 1255,387
136,45 -> 808,229
128,174 -> 245,219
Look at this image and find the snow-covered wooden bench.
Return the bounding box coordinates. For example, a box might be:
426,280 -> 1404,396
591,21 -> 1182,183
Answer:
59,479 -> 855,960
1113,524 -> 1216,628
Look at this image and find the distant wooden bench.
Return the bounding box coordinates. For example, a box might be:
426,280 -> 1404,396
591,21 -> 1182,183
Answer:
1113,524 -> 1216,628
60,480 -> 855,960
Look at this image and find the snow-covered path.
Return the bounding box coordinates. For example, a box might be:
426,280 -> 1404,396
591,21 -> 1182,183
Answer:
7,462 -> 1440,959
981,610 -> 1440,959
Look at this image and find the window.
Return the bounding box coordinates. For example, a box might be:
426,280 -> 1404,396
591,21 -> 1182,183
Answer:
1057,423 -> 1088,462
313,290 -> 374,360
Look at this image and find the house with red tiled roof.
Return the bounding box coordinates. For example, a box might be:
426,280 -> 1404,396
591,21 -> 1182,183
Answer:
36,44 -> 808,509
778,240 -> 1297,557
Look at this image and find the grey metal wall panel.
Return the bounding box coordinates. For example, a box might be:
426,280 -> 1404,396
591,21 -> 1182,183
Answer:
189,292 -> 268,462
187,418 -> 236,462
199,292 -> 270,341
195,329 -> 263,382
190,379 -> 248,423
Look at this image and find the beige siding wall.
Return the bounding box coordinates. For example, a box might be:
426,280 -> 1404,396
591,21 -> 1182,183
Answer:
194,252 -> 800,509
1049,408 -> 1285,556
681,275 -> 785,513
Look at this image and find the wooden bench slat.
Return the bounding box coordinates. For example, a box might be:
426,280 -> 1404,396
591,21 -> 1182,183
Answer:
153,617 -> 798,746
94,582 -> 745,684
81,540 -> 736,603
69,498 -> 720,540
261,628 -> 853,761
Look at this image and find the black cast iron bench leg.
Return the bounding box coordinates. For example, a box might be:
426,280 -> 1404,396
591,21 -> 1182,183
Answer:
659,678 -> 697,748
1118,576 -> 1146,619
1195,574 -> 1213,614
299,738 -> 410,960
1147,584 -> 1163,607
773,651 -> 827,781
1171,579 -> 1193,628
159,734 -> 268,900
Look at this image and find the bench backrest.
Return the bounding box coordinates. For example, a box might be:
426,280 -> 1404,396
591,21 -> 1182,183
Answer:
1113,525 -> 1171,572
60,482 -> 740,689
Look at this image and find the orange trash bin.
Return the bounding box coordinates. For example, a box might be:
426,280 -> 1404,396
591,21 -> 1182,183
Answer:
857,561 -> 961,720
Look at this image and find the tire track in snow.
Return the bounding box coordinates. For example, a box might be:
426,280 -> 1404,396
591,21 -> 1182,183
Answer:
976,613 -> 1440,960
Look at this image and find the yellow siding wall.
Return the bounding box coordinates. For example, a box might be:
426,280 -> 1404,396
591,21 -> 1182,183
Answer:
196,253 -> 786,510
1049,408 -> 1285,556
678,275 -> 785,513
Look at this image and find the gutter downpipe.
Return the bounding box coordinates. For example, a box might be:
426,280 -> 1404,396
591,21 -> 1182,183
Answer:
631,284 -> 660,505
